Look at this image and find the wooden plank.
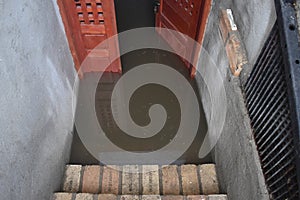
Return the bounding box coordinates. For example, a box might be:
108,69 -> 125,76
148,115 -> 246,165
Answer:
87,49 -> 109,58
83,34 -> 107,49
156,0 -> 211,77
161,2 -> 189,34
81,24 -> 106,34
76,6 -> 103,14
79,0 -> 90,24
78,13 -> 104,23
91,0 -> 100,24
83,57 -> 110,72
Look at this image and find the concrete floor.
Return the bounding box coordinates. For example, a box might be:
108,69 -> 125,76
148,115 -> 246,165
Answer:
70,44 -> 212,165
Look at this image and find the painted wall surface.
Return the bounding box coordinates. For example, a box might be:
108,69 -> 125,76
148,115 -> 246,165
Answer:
0,0 -> 76,199
297,0 -> 300,39
196,0 -> 276,199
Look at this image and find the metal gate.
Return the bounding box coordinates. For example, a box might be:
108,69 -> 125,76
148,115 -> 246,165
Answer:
245,23 -> 299,199
244,0 -> 300,199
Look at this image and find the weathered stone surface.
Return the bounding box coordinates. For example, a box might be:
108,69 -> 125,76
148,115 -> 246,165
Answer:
181,165 -> 200,195
122,165 -> 140,195
161,165 -> 180,195
52,193 -> 73,200
199,164 -> 219,195
75,193 -> 94,200
207,195 -> 228,200
63,165 -> 82,193
120,195 -> 140,200
161,195 -> 184,200
142,165 -> 160,195
142,195 -> 162,200
187,195 -> 207,200
102,165 -> 120,195
97,194 -> 118,200
82,165 -> 101,193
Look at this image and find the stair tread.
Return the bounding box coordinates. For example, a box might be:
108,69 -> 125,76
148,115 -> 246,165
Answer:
60,164 -> 219,196
52,193 -> 228,200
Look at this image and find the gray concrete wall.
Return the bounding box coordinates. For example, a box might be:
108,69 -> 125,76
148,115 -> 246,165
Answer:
0,0 -> 76,199
297,0 -> 300,39
196,1 -> 276,200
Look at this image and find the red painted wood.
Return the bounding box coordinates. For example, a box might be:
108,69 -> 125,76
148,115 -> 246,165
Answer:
57,0 -> 121,76
191,0 -> 212,77
156,0 -> 211,77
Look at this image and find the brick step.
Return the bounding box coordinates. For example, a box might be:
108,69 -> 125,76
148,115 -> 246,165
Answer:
62,164 -> 219,195
52,193 -> 227,200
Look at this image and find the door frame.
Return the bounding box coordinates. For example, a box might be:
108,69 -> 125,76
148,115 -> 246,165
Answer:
191,0 -> 212,78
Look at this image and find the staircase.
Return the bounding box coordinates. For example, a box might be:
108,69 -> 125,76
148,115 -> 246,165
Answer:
52,164 -> 227,199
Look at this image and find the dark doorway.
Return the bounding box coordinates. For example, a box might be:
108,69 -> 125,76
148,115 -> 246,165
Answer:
114,0 -> 156,32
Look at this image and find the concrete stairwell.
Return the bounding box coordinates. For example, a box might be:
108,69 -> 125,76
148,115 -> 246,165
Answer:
52,164 -> 227,200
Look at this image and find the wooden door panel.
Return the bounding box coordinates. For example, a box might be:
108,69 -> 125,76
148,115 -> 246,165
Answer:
80,25 -> 106,34
157,0 -> 203,39
57,0 -> 121,76
83,35 -> 108,49
156,0 -> 203,69
58,0 -> 87,74
156,0 -> 211,76
162,3 -> 188,33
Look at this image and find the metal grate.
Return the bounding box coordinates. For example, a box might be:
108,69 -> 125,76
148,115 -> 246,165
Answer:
244,24 -> 299,199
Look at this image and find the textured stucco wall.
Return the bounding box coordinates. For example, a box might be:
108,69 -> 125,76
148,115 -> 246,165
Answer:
196,1 -> 276,200
0,0 -> 76,199
297,0 -> 300,40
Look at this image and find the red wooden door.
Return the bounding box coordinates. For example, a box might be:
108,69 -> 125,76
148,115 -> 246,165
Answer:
57,0 -> 121,77
156,0 -> 211,77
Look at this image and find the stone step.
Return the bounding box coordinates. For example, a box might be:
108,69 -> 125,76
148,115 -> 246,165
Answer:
62,164 -> 219,195
52,193 -> 228,200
